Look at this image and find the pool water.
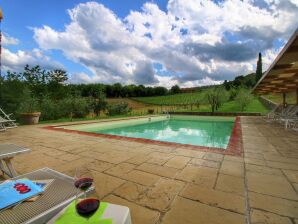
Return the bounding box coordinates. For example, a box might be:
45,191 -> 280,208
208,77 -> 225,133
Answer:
91,117 -> 235,149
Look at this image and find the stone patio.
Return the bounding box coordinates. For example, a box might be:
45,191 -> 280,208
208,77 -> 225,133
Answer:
0,116 -> 297,224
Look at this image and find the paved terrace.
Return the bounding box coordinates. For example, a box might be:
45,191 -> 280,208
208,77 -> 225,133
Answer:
0,117 -> 297,224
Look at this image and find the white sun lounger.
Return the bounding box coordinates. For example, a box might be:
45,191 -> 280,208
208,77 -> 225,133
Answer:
0,107 -> 17,130
0,144 -> 31,177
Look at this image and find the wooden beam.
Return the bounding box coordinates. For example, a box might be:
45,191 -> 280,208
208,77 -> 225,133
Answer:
273,64 -> 293,70
296,88 -> 298,105
283,92 -> 286,107
288,45 -> 298,53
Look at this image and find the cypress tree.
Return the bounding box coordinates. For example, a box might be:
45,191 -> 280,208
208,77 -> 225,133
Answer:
256,52 -> 262,82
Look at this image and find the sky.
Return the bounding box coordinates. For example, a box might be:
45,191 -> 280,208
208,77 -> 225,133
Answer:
1,0 -> 298,88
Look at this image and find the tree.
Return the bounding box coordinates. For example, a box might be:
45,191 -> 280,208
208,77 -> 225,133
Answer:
223,80 -> 230,90
235,88 -> 253,111
47,69 -> 68,83
91,91 -> 108,116
47,69 -> 68,100
205,87 -> 228,113
255,52 -> 262,82
170,85 -> 181,94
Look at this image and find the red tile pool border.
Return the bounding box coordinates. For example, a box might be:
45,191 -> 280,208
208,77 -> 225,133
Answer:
43,116 -> 243,156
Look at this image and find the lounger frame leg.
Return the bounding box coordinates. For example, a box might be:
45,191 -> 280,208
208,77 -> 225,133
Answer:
0,158 -> 17,177
3,157 -> 17,177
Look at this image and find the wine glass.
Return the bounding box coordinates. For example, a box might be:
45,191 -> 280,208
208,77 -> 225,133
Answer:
74,169 -> 99,218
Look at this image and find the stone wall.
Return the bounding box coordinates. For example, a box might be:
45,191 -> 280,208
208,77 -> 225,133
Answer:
259,96 -> 278,110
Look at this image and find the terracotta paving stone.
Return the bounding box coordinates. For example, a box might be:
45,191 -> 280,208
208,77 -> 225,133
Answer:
88,160 -> 114,172
244,152 -> 264,160
146,152 -> 174,165
164,156 -> 190,169
136,163 -> 178,178
137,178 -> 184,211
190,158 -> 221,169
246,164 -> 283,176
124,170 -> 160,186
91,171 -> 125,199
266,161 -> 298,170
215,173 -> 245,196
175,165 -> 218,188
58,153 -> 81,162
174,148 -> 206,158
114,181 -> 148,201
283,169 -> 298,183
247,172 -> 298,200
125,154 -> 150,165
87,151 -> 133,164
220,160 -> 244,177
115,178 -> 184,212
104,163 -> 136,177
103,195 -> 160,224
249,192 -> 298,219
244,157 -> 266,166
203,152 -> 224,162
224,155 -> 244,163
180,183 -> 245,214
264,154 -> 298,164
250,209 -> 293,224
293,183 -> 298,192
54,158 -> 94,176
42,148 -> 66,157
161,197 -> 245,224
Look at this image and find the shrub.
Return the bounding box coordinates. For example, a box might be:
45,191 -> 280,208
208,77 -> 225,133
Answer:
60,97 -> 91,118
148,109 -> 154,114
17,89 -> 40,113
90,91 -> 108,116
106,102 -> 131,116
39,96 -> 63,121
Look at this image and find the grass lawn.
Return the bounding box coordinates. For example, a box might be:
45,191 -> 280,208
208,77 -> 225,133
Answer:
263,92 -> 296,104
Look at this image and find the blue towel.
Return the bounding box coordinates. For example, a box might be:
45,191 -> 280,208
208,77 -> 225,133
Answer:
0,179 -> 44,210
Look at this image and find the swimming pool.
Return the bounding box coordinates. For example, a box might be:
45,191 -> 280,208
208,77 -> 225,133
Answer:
58,116 -> 236,149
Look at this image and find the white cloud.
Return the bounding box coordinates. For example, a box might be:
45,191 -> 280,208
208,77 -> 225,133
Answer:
2,47 -> 64,72
2,34 -> 19,45
32,0 -> 298,87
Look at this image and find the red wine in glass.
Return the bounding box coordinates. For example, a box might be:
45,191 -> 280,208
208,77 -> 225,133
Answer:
76,198 -> 100,217
74,178 -> 93,190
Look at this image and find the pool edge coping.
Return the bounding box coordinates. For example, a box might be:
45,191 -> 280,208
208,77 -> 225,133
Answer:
42,116 -> 243,157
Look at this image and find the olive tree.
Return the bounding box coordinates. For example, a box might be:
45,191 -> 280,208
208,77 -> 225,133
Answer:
235,88 -> 253,111
205,87 -> 228,113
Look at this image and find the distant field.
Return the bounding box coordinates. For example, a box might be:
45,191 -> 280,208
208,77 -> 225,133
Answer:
132,91 -> 204,105
110,92 -> 268,114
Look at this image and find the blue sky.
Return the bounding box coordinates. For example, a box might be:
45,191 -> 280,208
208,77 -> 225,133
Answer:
2,0 -> 167,76
1,0 -> 298,87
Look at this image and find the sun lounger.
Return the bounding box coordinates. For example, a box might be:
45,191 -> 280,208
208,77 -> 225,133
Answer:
0,107 -> 17,129
267,105 -> 295,122
284,116 -> 298,130
0,144 -> 31,177
0,168 -> 95,224
277,106 -> 298,128
265,104 -> 281,119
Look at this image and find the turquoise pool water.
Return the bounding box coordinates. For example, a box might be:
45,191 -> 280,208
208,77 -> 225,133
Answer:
83,116 -> 235,149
